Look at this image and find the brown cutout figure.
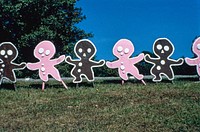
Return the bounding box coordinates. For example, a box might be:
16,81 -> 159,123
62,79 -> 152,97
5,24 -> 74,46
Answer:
0,42 -> 26,84
65,39 -> 105,83
144,38 -> 183,82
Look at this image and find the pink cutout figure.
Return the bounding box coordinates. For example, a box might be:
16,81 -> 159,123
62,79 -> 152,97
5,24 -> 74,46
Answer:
27,41 -> 67,90
106,39 -> 146,85
185,37 -> 200,77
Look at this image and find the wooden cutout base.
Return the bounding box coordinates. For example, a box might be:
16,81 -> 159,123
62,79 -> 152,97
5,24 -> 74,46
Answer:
121,80 -> 125,85
42,82 -> 45,91
141,80 -> 146,85
76,83 -> 79,88
61,80 -> 68,89
13,83 -> 16,91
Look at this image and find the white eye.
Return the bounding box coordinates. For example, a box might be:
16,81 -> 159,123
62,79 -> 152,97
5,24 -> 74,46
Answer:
157,44 -> 162,50
45,50 -> 50,56
78,48 -> 83,53
164,46 -> 169,51
117,46 -> 123,52
7,50 -> 13,55
197,44 -> 200,50
124,48 -> 129,54
87,48 -> 91,53
0,50 -> 5,55
39,48 -> 44,54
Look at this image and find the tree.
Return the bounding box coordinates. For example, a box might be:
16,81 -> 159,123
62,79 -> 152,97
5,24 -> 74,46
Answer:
0,0 -> 92,77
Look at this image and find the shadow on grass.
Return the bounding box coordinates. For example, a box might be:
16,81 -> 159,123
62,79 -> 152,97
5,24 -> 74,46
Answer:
0,83 -> 16,91
28,82 -> 95,89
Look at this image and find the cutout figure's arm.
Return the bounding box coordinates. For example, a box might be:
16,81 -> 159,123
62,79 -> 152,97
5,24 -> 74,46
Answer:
91,60 -> 105,66
65,56 -> 79,65
106,61 -> 119,69
131,53 -> 144,64
52,55 -> 65,64
171,58 -> 184,65
27,62 -> 40,70
185,57 -> 199,66
13,62 -> 26,69
144,54 -> 158,64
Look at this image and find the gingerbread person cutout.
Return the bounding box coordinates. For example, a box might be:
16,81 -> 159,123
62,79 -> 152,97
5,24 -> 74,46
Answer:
185,37 -> 200,76
65,39 -> 105,83
106,39 -> 146,85
0,42 -> 26,84
27,41 -> 67,90
144,38 -> 183,82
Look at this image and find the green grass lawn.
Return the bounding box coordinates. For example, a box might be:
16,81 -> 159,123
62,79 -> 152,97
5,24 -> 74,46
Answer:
0,80 -> 200,131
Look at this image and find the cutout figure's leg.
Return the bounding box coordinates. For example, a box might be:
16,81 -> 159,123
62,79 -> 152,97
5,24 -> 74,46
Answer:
50,68 -> 62,81
50,68 -> 68,89
42,82 -> 45,91
85,70 -> 94,81
74,75 -> 81,82
129,67 -> 143,80
72,70 -> 81,82
119,70 -> 128,80
39,72 -> 48,82
151,67 -> 161,81
9,72 -> 16,82
165,70 -> 174,80
0,76 -> 3,85
129,67 -> 146,85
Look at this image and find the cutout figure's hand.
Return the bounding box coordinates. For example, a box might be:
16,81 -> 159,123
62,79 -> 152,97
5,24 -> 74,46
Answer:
65,56 -> 73,63
139,53 -> 145,59
185,57 -> 198,65
27,63 -> 39,70
145,54 -> 151,62
17,62 -> 26,69
57,55 -> 65,63
106,61 -> 114,68
177,58 -> 184,64
99,60 -> 105,65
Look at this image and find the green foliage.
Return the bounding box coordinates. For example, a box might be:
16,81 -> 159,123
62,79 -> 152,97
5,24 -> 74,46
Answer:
0,0 -> 92,77
94,62 -> 118,77
174,60 -> 196,75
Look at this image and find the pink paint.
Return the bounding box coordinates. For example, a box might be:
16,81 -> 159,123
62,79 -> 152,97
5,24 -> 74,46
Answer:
185,37 -> 200,76
27,41 -> 67,90
106,39 -> 145,84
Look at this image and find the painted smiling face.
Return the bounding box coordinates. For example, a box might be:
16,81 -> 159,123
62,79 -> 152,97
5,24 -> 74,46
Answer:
0,43 -> 18,62
34,41 -> 55,60
154,39 -> 174,58
113,39 -> 134,58
192,37 -> 200,55
75,40 -> 96,59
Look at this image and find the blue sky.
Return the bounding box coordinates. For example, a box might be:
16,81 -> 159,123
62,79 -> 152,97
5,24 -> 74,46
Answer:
76,0 -> 200,60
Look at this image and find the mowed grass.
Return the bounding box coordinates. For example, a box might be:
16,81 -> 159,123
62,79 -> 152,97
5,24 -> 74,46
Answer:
0,80 -> 200,131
